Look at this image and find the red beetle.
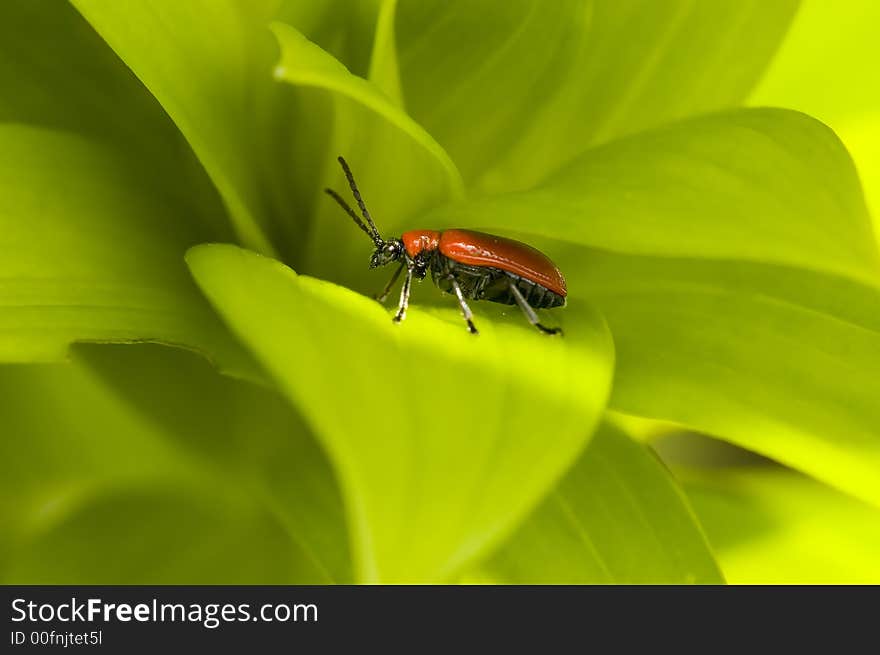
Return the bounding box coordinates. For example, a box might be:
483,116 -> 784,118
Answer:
325,157 -> 566,335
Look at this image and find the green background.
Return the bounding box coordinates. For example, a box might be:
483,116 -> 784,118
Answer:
2,0 -> 879,583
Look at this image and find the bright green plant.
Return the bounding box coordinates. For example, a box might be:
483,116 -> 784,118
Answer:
2,0 -> 879,584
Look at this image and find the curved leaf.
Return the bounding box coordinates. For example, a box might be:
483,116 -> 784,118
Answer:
683,467 -> 880,584
71,0 -> 279,255
0,346 -> 350,583
0,0 -> 173,157
78,344 -> 351,583
0,124 -> 254,378
368,0 -> 403,105
270,22 -> 464,290
275,0 -> 382,78
579,251 -> 880,507
270,22 -> 461,193
0,0 -> 229,238
426,108 -> 880,284
425,108 -> 880,507
480,423 -> 723,584
187,244 -> 613,582
396,0 -> 798,191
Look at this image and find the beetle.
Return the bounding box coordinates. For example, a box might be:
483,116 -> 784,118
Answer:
324,156 -> 566,335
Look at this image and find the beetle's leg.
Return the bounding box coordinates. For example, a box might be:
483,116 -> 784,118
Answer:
375,261 -> 404,303
393,266 -> 414,323
509,281 -> 562,335
449,276 -> 479,335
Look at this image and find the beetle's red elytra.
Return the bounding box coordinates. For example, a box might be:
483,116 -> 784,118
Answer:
401,229 -> 567,298
325,157 -> 566,335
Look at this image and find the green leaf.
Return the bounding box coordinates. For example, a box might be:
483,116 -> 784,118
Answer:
479,423 -> 723,584
0,0 -> 173,157
0,124 -> 254,378
269,22 -> 464,289
0,345 -> 350,583
187,244 -> 614,582
395,0 -> 799,192
367,0 -> 403,106
0,0 -> 229,237
5,483 -> 314,584
274,0 -> 381,78
428,108 -> 880,507
427,108 -> 880,285
582,252 -> 880,507
71,0 -> 280,255
270,22 -> 461,191
78,344 -> 352,583
683,467 -> 880,584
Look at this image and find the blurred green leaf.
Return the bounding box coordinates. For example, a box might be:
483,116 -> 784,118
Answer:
683,468 -> 880,584
79,344 -> 351,582
0,0 -> 173,158
71,0 -> 280,255
396,0 -> 798,192
0,345 -> 350,583
187,244 -> 613,582
480,423 -> 723,584
5,483 -> 315,584
750,0 -> 880,224
0,124 -> 255,378
428,108 -> 880,507
270,23 -> 463,290
0,0 -> 228,237
580,252 -> 880,508
367,0 -> 403,105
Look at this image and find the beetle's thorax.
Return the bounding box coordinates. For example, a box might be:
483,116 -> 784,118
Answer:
402,230 -> 441,259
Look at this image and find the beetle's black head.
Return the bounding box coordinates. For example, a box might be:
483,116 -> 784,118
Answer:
370,238 -> 404,269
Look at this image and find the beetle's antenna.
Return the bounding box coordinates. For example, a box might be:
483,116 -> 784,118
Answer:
336,156 -> 381,242
323,188 -> 381,244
